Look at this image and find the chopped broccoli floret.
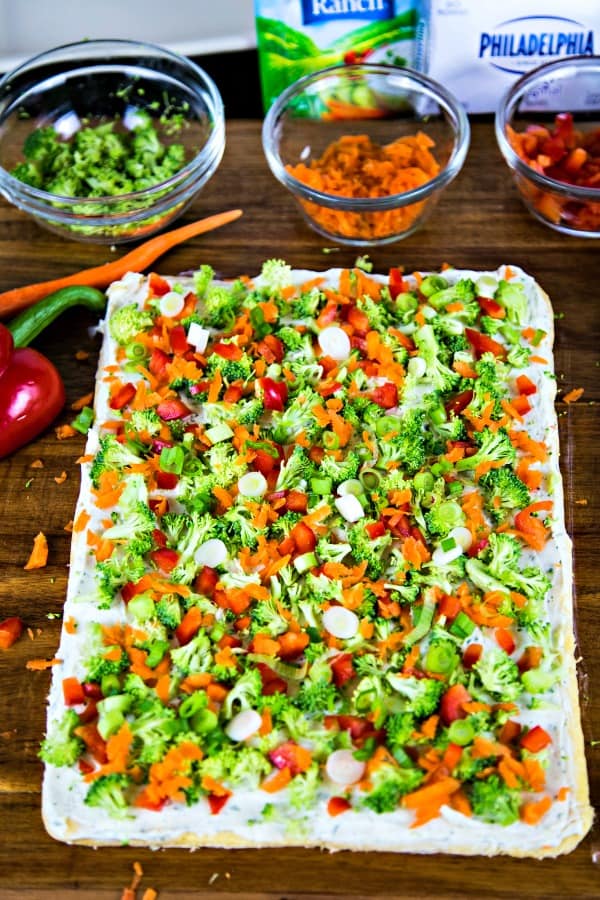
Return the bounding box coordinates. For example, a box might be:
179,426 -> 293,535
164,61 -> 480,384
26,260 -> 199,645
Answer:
89,434 -> 146,488
495,280 -> 528,325
128,408 -> 162,437
473,647 -> 522,702
275,445 -> 315,491
292,287 -> 322,319
411,324 -> 460,394
316,536 -> 352,564
386,674 -> 444,718
170,511 -> 217,583
202,283 -> 244,329
109,303 -> 154,346
356,294 -> 391,330
235,397 -> 264,426
193,263 -> 214,297
155,595 -> 182,630
427,277 -> 476,310
222,668 -> 262,719
205,348 -> 253,384
470,773 -> 520,825
276,325 -> 314,356
130,701 -> 180,764
270,390 -> 322,445
170,630 -> 212,676
250,597 -> 289,637
85,646 -> 129,683
455,427 -> 515,473
260,258 -> 292,294
295,679 -> 339,714
363,761 -> 424,813
480,466 -> 531,521
377,408 -> 430,475
485,532 -> 522,577
424,499 -> 466,539
319,450 -> 361,485
348,522 -> 393,580
39,709 -> 83,767
84,773 -> 132,818
385,712 -> 418,750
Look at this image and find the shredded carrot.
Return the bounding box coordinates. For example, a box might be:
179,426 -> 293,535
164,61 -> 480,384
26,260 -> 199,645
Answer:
261,766 -> 292,793
70,391 -> 94,411
53,470 -> 68,485
55,424 -> 78,440
0,210 -> 243,318
286,132 -> 440,240
24,532 -> 48,570
25,656 -> 61,670
30,458 -> 44,468
521,795 -> 552,825
563,387 -> 584,404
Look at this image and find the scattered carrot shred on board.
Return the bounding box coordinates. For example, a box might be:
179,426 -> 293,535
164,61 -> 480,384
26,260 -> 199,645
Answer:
30,458 -> 44,468
54,471 -> 68,485
55,423 -> 78,440
25,657 -> 61,670
70,391 -> 94,411
286,132 -> 440,240
563,387 -> 584,404
24,531 -> 48,569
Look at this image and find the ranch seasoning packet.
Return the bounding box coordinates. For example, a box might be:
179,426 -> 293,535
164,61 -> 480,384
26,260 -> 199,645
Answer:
255,0 -> 424,110
422,0 -> 599,113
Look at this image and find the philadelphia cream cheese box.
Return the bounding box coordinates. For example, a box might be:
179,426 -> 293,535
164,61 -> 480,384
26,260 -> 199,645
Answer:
422,0 -> 598,113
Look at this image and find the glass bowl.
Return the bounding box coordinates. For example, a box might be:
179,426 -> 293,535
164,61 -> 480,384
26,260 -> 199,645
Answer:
262,63 -> 470,246
495,56 -> 600,238
0,40 -> 225,243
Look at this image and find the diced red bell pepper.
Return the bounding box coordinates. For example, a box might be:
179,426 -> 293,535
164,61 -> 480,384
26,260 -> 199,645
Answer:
495,627 -> 516,655
194,565 -> 219,598
438,593 -> 461,620
223,384 -> 244,403
175,606 -> 203,645
253,448 -> 280,477
155,469 -> 179,490
516,374 -> 537,396
109,382 -> 136,411
388,267 -> 405,299
0,616 -> 23,649
156,398 -> 191,420
62,676 -> 86,706
330,652 -> 355,687
445,389 -> 474,416
285,491 -> 308,513
82,682 -> 103,701
212,341 -> 243,360
149,273 -> 172,296
439,683 -> 472,725
465,328 -> 506,360
365,520 -> 386,540
74,723 -> 107,764
290,521 -> 316,554
371,381 -> 398,409
149,348 -> 170,378
120,579 -> 148,604
256,335 -> 284,364
207,792 -> 230,815
462,643 -> 483,669
512,394 -> 532,416
260,377 -> 288,412
328,796 -> 352,816
150,547 -> 180,573
478,297 -> 506,318
170,324 -> 190,355
520,724 -> 552,753
268,740 -> 312,775
152,528 -> 167,548
346,306 -> 370,335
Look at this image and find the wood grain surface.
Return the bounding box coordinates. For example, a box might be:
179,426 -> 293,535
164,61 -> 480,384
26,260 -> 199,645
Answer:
0,121 -> 598,899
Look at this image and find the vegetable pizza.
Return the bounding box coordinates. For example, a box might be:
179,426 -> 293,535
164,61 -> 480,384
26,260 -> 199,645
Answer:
41,261 -> 592,855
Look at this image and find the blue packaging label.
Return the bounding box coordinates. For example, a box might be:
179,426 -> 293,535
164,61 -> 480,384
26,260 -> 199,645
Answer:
478,15 -> 595,76
301,0 -> 394,26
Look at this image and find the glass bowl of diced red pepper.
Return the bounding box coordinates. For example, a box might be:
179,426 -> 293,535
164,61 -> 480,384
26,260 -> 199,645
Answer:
495,55 -> 600,237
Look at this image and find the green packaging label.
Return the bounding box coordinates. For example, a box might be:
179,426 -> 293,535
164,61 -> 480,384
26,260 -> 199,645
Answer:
255,1 -> 422,110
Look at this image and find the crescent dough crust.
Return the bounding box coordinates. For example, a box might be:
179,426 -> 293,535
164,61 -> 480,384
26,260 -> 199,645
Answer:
41,265 -> 593,856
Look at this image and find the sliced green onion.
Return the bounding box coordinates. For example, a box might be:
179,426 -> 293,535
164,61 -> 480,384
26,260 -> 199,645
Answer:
318,326 -> 351,361
294,551 -> 318,573
402,588 -> 436,646
532,328 -> 547,347
191,707 -> 219,734
359,468 -> 381,490
71,405 -> 94,434
159,290 -> 185,318
425,641 -> 459,676
237,471 -> 268,498
475,275 -> 498,299
447,717 -> 476,746
179,691 -> 207,718
322,430 -> 340,450
430,404 -> 447,426
413,471 -> 434,492
127,593 -> 155,622
125,341 -> 148,361
334,493 -> 365,522
440,536 -> 457,553
447,480 -> 463,496
310,476 -> 333,495
449,611 -> 475,639
337,478 -> 363,497
521,667 -> 557,694
195,538 -> 228,567
160,445 -> 185,474
375,415 -> 401,437
205,423 -> 234,444
100,673 -> 121,697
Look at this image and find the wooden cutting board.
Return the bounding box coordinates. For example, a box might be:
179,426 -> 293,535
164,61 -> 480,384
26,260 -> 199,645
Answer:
0,122 -> 597,899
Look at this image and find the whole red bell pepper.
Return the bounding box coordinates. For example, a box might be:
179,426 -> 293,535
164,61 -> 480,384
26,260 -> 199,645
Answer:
0,321 -> 65,458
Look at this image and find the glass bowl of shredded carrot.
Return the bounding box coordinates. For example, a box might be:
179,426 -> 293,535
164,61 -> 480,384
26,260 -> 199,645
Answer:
262,63 -> 470,246
0,40 -> 225,243
495,56 -> 600,237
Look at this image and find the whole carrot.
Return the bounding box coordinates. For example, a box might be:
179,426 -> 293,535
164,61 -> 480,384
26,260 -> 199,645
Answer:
0,208 -> 243,318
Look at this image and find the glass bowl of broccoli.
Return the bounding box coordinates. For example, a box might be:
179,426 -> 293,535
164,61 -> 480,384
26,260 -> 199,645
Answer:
0,40 -> 225,243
